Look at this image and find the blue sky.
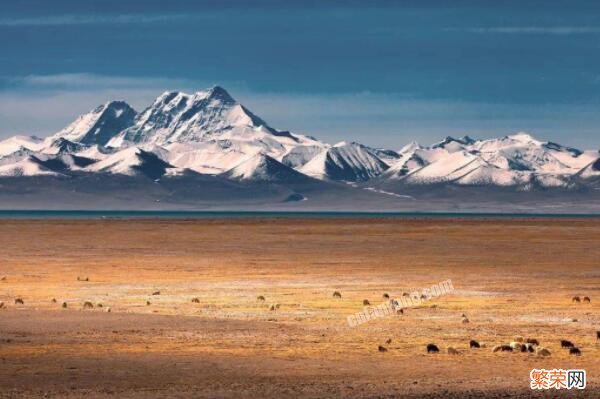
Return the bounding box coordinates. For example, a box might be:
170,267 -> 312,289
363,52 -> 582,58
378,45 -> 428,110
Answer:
2,0 -> 600,149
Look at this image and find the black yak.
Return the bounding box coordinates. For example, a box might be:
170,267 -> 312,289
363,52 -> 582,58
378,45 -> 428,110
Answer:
569,347 -> 582,356
427,343 -> 440,353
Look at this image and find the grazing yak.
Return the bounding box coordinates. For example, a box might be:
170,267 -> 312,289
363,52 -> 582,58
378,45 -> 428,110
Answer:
426,343 -> 440,353
525,338 -> 539,346
62,302 -> 67,308
569,347 -> 582,356
192,298 -> 201,303
378,345 -> 388,352
560,340 -> 575,348
583,296 -> 591,303
83,301 -> 94,309
521,344 -> 535,353
14,298 -> 24,305
385,338 -> 392,344
363,299 -> 371,306
572,296 -> 581,303
333,291 -> 342,299
383,293 -> 390,299
492,345 -> 513,352
152,291 -> 161,296
469,340 -> 481,348
396,308 -> 404,315
596,331 -> 600,341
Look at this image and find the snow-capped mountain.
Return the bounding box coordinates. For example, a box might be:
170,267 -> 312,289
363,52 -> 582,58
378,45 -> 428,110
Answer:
222,153 -> 311,182
298,142 -> 389,182
83,146 -> 180,180
50,101 -> 136,146
380,133 -> 600,188
1,85 -> 599,206
0,135 -> 44,157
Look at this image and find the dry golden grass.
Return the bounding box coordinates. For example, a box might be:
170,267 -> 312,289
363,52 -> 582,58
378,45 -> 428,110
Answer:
0,217 -> 599,398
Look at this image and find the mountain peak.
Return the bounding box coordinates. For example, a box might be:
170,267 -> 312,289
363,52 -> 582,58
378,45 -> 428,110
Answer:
153,86 -> 236,107
461,135 -> 476,144
52,101 -> 137,146
222,153 -> 310,182
399,141 -> 422,154
206,85 -> 235,103
432,135 -> 474,149
506,132 -> 538,143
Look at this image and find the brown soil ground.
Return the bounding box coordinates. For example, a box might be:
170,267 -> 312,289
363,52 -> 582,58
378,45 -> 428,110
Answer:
0,217 -> 599,398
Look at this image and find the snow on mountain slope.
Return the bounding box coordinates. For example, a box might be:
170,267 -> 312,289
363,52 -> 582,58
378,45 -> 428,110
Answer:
369,148 -> 401,166
50,101 -> 136,146
95,86 -> 326,174
281,145 -> 329,169
382,142 -> 427,179
381,132 -> 598,188
74,144 -> 114,161
84,147 -> 179,179
2,82 -> 598,193
577,156 -> 600,178
0,135 -> 44,157
0,149 -> 93,177
222,153 -> 311,182
41,138 -> 88,155
107,86 -> 303,149
299,142 -> 389,182
471,133 -> 594,174
431,135 -> 475,152
161,140 -> 260,175
162,136 -> 324,175
0,156 -> 60,177
403,150 -> 483,183
0,85 -> 330,180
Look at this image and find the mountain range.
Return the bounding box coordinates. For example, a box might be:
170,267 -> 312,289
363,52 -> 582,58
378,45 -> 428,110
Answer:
1,86 -> 600,211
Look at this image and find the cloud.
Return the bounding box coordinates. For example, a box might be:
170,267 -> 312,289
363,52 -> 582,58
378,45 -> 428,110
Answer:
8,73 -> 194,91
0,14 -> 195,27
453,26 -> 600,35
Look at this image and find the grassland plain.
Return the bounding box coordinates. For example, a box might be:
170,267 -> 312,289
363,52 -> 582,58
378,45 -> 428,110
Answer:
0,217 -> 599,398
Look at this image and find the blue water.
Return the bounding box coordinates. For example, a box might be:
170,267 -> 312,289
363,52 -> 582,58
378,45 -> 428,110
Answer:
0,210 -> 599,219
